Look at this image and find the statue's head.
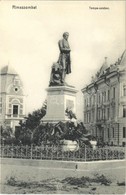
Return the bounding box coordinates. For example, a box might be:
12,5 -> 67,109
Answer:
63,32 -> 69,40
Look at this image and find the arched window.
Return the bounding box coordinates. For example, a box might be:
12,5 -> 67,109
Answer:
123,84 -> 126,96
123,127 -> 126,138
13,105 -> 18,116
123,105 -> 126,117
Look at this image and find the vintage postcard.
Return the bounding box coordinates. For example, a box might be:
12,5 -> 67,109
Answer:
0,0 -> 125,194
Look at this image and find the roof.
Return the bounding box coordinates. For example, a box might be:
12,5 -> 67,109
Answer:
0,65 -> 18,75
94,50 -> 126,79
82,50 -> 126,92
120,50 -> 126,66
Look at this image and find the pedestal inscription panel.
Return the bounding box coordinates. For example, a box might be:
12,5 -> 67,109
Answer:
42,86 -> 78,122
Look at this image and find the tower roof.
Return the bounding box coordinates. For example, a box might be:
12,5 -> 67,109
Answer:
0,65 -> 18,75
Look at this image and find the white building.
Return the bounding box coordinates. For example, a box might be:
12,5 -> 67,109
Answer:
0,65 -> 26,132
82,51 -> 126,146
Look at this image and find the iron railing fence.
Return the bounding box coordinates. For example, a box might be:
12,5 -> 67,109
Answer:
0,144 -> 125,161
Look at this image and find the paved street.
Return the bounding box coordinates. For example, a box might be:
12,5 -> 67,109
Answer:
0,160 -> 125,194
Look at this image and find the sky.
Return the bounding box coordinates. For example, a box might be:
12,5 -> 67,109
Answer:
0,1 -> 125,120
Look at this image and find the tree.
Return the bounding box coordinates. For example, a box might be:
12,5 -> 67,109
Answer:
15,100 -> 47,145
14,102 -> 92,146
21,100 -> 47,130
0,124 -> 15,145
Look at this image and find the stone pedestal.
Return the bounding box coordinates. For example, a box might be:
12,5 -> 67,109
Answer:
42,86 -> 78,122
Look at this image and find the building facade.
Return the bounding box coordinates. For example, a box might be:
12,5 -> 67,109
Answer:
0,65 -> 26,132
82,51 -> 126,146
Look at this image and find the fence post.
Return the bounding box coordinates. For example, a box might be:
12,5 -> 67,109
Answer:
57,145 -> 59,160
31,144 -> 33,159
35,146 -> 37,159
85,145 -> 86,162
1,143 -> 4,158
26,145 -> 28,158
51,145 -> 53,160
118,150 -> 120,160
11,144 -> 14,158
40,145 -> 42,160
112,150 -> 114,160
45,145 -> 47,159
61,148 -> 63,161
21,145 -> 22,159
106,148 -> 108,160
0,144 -> 2,158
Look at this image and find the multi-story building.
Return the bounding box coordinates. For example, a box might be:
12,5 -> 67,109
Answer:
0,65 -> 26,132
82,51 -> 126,146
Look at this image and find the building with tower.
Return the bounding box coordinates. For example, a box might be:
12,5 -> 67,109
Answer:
0,65 -> 26,132
82,51 -> 126,146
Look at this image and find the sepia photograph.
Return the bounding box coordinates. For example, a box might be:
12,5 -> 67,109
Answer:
0,0 -> 125,194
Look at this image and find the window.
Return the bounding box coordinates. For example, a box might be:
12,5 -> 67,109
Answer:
112,106 -> 115,119
108,90 -> 110,101
87,98 -> 88,106
99,94 -> 100,103
93,95 -> 95,105
87,113 -> 89,123
103,109 -> 106,120
87,112 -> 89,122
104,91 -> 106,102
123,85 -> 126,96
86,113 -> 88,123
92,110 -> 94,122
0,97 -> 2,114
102,109 -> 104,119
13,105 -> 18,115
89,112 -> 91,123
102,92 -> 104,103
96,128 -> 97,136
0,104 -> 2,114
89,97 -> 91,106
92,95 -> 94,105
113,87 -> 116,99
108,128 -> 110,138
98,109 -> 100,120
85,99 -> 86,107
112,127 -> 114,138
123,127 -> 126,138
102,91 -> 106,103
123,106 -> 126,117
107,107 -> 110,119
84,113 -> 86,123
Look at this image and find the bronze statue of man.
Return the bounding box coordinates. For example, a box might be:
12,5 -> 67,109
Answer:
57,32 -> 71,84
